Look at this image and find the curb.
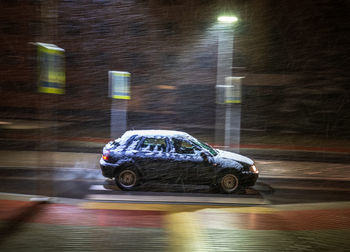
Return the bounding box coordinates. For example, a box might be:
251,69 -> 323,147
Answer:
259,175 -> 350,182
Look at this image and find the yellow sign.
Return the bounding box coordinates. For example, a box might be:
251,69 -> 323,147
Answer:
109,71 -> 130,100
225,77 -> 244,104
37,43 -> 65,94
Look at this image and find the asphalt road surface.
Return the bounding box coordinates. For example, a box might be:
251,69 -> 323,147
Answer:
0,166 -> 349,205
1,163 -> 349,252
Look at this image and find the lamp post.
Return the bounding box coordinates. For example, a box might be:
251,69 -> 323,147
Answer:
215,15 -> 241,152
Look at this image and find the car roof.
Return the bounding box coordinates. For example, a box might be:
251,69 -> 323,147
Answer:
121,130 -> 192,139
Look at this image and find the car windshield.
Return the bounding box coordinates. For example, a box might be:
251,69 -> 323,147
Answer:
191,139 -> 218,156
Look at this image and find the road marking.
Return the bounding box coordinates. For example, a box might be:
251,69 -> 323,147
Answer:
82,201 -> 217,212
85,193 -> 267,205
81,201 -> 276,213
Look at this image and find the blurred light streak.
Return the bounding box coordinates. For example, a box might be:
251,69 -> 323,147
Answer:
0,121 -> 12,125
165,212 -> 207,252
157,85 -> 177,90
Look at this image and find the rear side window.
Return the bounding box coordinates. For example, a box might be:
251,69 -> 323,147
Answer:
124,135 -> 137,148
125,136 -> 141,150
140,137 -> 167,152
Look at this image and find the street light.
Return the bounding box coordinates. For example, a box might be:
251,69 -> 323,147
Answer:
215,15 -> 241,152
217,15 -> 238,24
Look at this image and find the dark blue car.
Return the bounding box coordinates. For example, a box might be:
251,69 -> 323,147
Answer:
100,130 -> 259,193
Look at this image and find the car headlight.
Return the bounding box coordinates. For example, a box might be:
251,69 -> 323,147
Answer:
249,164 -> 259,174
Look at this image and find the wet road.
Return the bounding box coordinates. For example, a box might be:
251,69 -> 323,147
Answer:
0,162 -> 349,251
0,166 -> 349,205
0,189 -> 349,251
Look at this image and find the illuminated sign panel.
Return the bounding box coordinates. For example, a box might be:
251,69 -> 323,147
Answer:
37,43 -> 65,94
109,71 -> 130,100
225,77 -> 243,104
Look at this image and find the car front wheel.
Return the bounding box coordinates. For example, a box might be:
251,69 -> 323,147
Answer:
115,168 -> 139,190
218,172 -> 240,193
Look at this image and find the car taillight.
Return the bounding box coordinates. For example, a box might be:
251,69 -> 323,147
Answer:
102,154 -> 109,161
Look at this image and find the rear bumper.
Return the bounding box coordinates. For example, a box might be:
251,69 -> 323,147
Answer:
100,158 -> 115,179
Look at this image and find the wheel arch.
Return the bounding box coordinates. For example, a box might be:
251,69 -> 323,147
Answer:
113,158 -> 143,178
215,161 -> 243,177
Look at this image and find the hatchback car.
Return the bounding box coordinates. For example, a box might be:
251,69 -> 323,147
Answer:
100,130 -> 258,193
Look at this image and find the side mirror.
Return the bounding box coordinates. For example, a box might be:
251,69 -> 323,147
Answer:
200,152 -> 209,162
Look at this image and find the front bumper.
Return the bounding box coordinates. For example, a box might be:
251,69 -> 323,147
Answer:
240,172 -> 259,187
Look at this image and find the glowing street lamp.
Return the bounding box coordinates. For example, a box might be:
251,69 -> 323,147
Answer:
217,15 -> 238,24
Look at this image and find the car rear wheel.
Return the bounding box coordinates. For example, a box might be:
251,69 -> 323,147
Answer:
115,168 -> 139,190
218,172 -> 240,193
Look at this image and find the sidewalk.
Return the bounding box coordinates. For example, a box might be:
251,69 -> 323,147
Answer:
0,193 -> 349,251
2,118 -> 350,156
0,150 -> 349,181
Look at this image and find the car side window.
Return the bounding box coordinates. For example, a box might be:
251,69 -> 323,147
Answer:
125,136 -> 141,150
171,138 -> 197,154
140,137 -> 167,152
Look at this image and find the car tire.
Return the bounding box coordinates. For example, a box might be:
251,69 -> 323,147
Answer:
115,168 -> 139,191
217,172 -> 240,193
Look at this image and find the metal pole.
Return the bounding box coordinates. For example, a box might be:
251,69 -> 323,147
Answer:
224,104 -> 232,147
111,100 -> 127,139
215,25 -> 234,149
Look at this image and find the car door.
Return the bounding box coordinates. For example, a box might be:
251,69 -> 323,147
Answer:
170,138 -> 213,185
134,136 -> 172,182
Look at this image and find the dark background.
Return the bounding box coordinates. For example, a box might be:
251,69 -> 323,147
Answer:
0,0 -> 349,143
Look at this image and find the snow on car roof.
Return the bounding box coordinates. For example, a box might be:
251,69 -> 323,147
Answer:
121,130 -> 192,139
